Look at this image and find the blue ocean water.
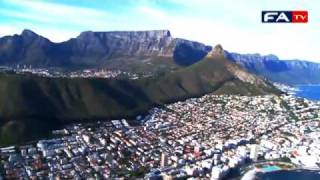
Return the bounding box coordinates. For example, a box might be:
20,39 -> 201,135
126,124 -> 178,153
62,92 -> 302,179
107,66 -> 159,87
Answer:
295,85 -> 320,101
258,169 -> 320,180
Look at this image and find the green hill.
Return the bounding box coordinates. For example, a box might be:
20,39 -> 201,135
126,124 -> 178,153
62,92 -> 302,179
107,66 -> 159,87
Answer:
0,55 -> 280,145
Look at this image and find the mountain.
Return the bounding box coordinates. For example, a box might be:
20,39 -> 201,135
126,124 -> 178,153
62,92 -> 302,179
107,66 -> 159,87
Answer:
1,30 -> 319,85
225,51 -> 320,85
0,45 -> 280,145
0,29 -> 211,72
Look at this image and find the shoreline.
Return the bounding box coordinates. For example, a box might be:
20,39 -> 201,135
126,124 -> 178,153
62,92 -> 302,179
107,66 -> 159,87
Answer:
294,85 -> 320,101
276,83 -> 320,101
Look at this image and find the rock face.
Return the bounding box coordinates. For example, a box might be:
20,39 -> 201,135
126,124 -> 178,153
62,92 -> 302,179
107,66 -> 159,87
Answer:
208,45 -> 268,86
2,29 -> 318,85
0,30 -> 281,145
68,30 -> 174,57
0,30 -> 53,65
0,29 -> 211,67
207,44 -> 224,57
225,51 -> 320,85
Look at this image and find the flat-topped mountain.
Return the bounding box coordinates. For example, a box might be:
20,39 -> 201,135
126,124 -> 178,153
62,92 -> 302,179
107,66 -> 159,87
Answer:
74,30 -> 174,57
1,29 -> 319,85
0,29 -> 211,69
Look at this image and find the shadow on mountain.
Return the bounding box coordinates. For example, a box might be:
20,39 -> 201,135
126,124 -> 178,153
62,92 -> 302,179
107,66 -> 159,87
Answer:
0,55 -> 280,146
173,43 -> 210,66
263,60 -> 289,72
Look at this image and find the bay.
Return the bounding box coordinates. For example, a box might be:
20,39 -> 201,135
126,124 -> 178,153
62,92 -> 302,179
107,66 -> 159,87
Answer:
294,85 -> 320,101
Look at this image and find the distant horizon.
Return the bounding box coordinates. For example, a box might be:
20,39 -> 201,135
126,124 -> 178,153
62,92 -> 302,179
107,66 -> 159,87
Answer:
0,0 -> 319,62
1,28 -> 317,63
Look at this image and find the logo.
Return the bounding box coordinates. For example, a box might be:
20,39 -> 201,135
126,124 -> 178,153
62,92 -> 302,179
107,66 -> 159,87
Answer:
262,11 -> 308,23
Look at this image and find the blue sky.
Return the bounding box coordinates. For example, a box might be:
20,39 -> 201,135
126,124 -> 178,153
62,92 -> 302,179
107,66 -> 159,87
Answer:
0,0 -> 319,62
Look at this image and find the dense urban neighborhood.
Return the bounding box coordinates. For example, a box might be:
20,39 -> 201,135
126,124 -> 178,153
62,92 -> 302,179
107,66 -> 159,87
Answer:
1,0 -> 320,179
0,94 -> 319,179
0,66 -> 142,79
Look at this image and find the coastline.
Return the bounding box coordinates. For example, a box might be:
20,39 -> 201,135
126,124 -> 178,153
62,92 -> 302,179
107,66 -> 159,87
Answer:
274,83 -> 320,101
294,84 -> 320,101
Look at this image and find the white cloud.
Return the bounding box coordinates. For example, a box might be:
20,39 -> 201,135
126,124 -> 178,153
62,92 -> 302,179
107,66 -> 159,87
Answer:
0,10 -> 54,23
169,18 -> 319,61
2,0 -> 113,28
137,6 -> 168,21
136,1 -> 320,62
5,0 -> 107,18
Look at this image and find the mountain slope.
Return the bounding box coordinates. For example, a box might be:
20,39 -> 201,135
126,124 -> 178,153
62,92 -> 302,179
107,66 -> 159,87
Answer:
225,51 -> 320,85
2,30 -> 318,86
1,30 -> 319,85
0,30 -> 211,70
0,47 -> 280,145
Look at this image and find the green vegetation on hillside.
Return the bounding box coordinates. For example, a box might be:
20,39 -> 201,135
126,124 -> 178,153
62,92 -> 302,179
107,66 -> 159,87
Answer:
0,56 -> 280,145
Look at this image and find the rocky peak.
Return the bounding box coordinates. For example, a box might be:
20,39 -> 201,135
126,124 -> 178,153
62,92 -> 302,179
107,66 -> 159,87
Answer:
21,29 -> 38,39
214,44 -> 224,54
207,44 -> 225,57
264,54 -> 279,61
19,29 -> 44,45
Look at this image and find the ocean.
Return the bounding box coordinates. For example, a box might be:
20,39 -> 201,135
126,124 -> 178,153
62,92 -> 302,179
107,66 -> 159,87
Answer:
294,85 -> 320,101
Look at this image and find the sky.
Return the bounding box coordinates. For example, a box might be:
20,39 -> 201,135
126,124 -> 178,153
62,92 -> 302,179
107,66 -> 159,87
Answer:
0,0 -> 319,62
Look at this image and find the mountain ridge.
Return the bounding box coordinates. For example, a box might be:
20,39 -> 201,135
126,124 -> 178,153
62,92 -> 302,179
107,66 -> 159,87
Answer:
1,29 -> 319,86
0,29 -> 211,68
0,45 -> 280,145
225,51 -> 320,85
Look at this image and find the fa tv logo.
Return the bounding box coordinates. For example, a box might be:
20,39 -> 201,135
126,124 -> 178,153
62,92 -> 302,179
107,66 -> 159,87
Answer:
262,11 -> 308,23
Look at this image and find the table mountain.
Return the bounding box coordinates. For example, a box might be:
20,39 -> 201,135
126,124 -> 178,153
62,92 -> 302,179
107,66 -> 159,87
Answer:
1,29 -> 319,85
0,29 -> 211,68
